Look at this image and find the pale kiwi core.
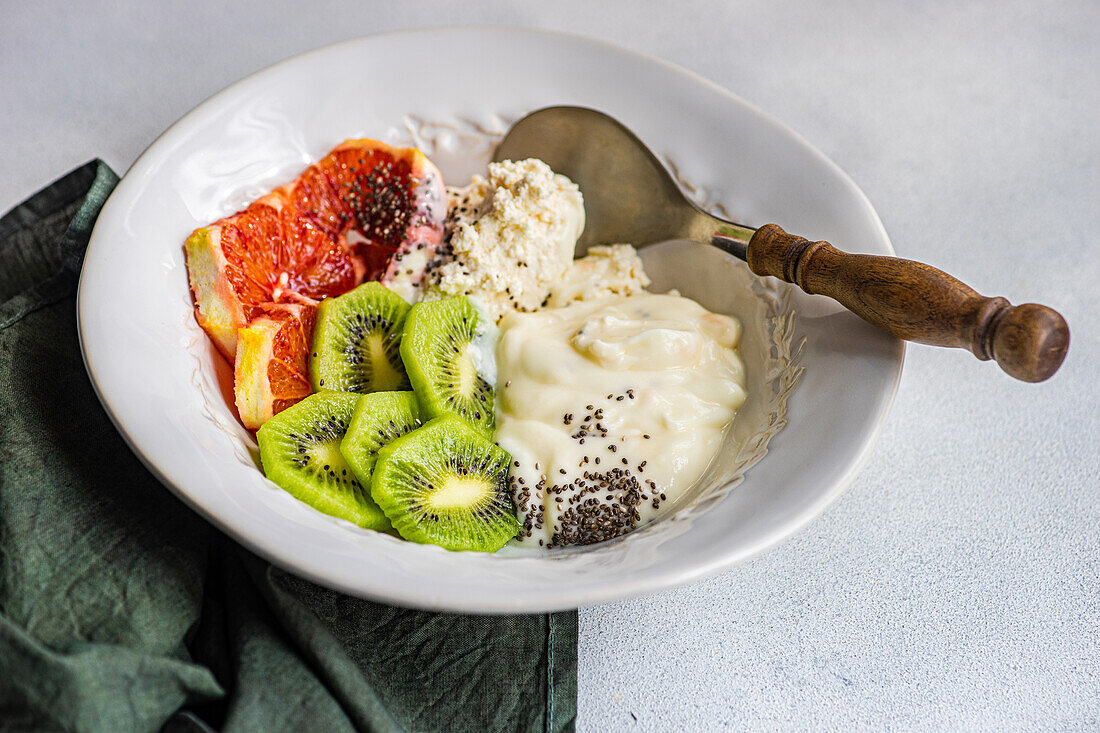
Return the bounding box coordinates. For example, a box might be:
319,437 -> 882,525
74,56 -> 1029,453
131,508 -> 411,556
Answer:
366,334 -> 405,391
429,476 -> 494,511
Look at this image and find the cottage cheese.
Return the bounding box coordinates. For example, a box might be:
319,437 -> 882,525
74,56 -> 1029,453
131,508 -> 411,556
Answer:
425,159 -> 584,321
547,244 -> 650,308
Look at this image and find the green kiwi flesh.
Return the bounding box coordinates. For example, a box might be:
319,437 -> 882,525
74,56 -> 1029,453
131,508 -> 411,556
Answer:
339,391 -> 421,487
257,391 -> 391,531
371,416 -> 518,552
311,282 -> 411,393
399,296 -> 494,435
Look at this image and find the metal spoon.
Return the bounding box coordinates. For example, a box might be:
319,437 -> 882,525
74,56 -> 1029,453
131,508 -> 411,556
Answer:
493,106 -> 1069,383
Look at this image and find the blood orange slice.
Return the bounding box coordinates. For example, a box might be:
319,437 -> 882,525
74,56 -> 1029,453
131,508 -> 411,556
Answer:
234,303 -> 316,430
185,139 -> 446,361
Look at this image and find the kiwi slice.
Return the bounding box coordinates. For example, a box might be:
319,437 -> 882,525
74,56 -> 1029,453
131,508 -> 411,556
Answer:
311,282 -> 411,393
339,391 -> 421,486
371,416 -> 518,552
400,296 -> 495,435
257,391 -> 391,531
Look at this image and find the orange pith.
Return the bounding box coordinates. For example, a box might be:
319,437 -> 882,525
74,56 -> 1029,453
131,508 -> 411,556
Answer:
234,304 -> 316,430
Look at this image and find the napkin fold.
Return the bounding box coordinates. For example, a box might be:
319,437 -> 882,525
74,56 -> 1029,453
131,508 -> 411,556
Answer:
0,161 -> 577,733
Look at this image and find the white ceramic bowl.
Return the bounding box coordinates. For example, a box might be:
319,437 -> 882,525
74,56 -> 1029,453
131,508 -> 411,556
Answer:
78,27 -> 902,613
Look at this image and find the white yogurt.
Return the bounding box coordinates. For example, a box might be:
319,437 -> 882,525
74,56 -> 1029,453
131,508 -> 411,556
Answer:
494,292 -> 748,547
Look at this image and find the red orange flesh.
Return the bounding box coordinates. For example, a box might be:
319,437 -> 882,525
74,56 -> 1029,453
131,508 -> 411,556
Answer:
185,139 -> 446,362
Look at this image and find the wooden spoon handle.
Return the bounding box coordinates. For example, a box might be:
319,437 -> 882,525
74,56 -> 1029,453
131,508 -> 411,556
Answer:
746,224 -> 1069,382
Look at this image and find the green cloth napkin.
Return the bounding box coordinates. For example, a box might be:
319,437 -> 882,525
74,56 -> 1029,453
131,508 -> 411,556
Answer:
0,161 -> 577,733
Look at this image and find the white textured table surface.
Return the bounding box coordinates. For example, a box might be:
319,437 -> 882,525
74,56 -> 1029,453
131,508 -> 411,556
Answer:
5,2 -> 1097,729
